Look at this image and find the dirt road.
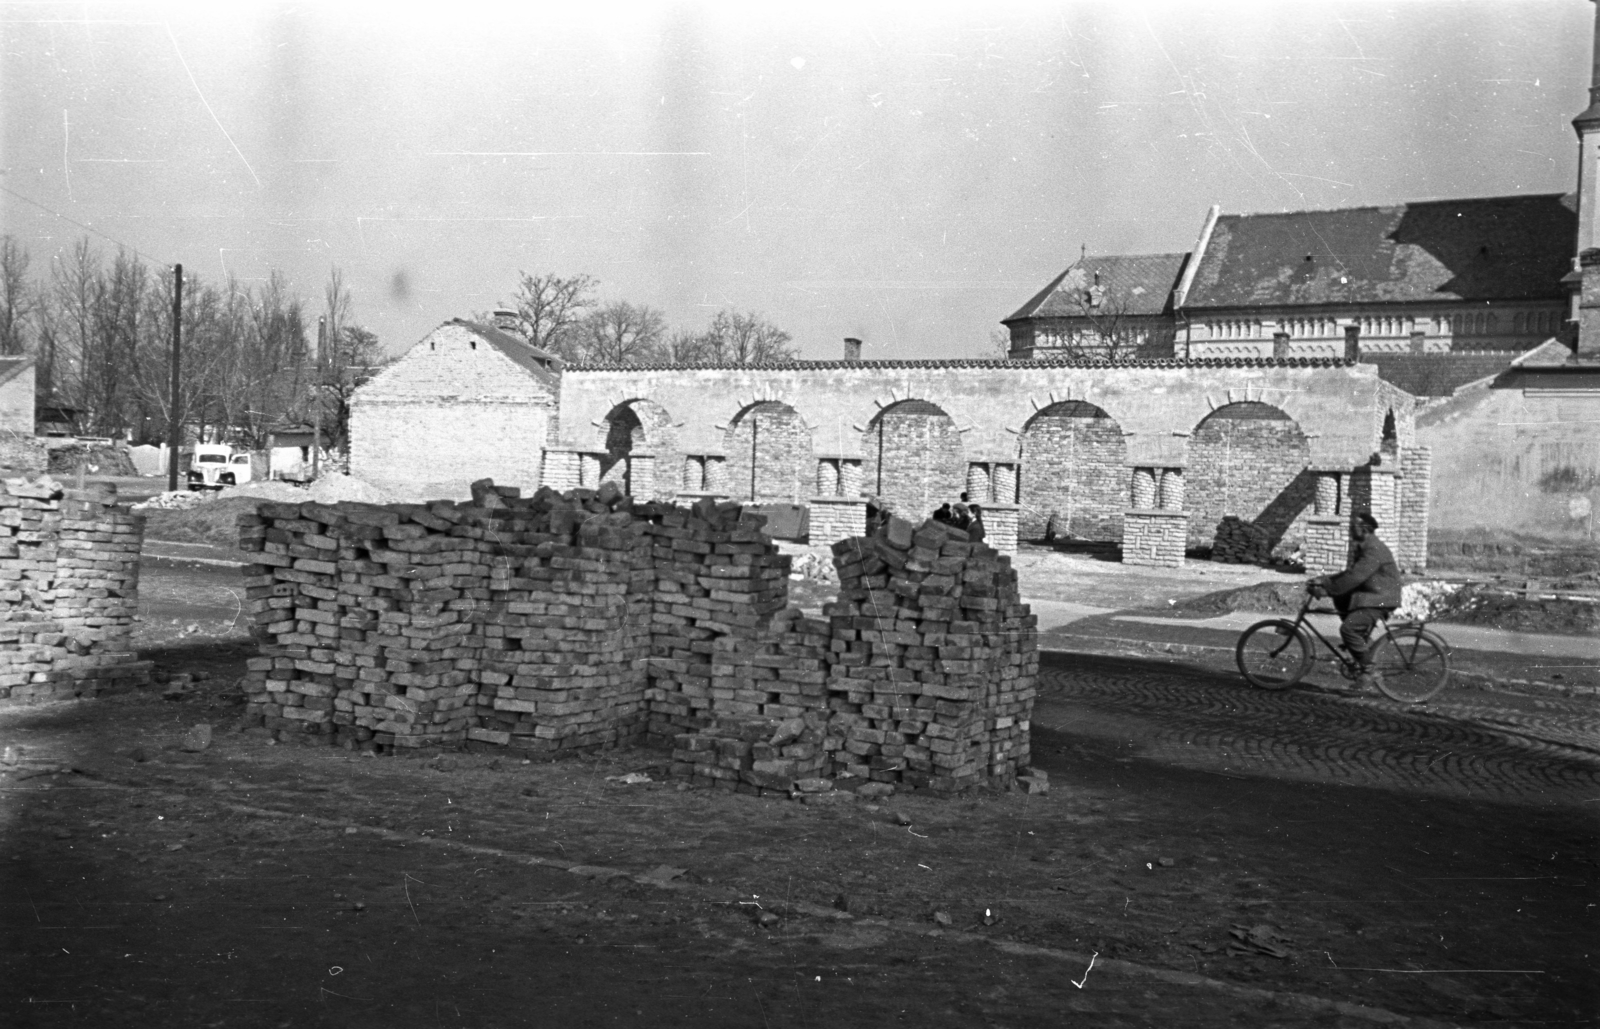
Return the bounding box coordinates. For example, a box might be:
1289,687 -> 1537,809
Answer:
2,553 -> 1596,1027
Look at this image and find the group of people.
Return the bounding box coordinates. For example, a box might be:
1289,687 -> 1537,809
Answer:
932,492 -> 987,542
861,492 -> 988,544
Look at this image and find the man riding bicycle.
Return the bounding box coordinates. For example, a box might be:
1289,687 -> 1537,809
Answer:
1308,511 -> 1403,689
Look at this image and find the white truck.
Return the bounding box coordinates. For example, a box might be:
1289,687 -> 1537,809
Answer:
186,444 -> 253,491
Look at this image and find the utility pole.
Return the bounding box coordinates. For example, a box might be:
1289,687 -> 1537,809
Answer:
312,315 -> 325,481
166,264 -> 182,493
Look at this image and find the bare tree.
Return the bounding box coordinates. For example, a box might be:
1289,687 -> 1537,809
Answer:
321,266 -> 353,366
510,271 -> 597,361
579,300 -> 666,365
322,325 -> 385,453
988,327 -> 1014,359
0,236 -> 34,356
696,309 -> 796,365
660,328 -> 708,364
79,248 -> 146,437
49,237 -> 101,422
132,267 -> 236,446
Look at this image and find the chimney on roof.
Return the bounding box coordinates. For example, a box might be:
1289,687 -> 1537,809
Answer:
491,309 -> 525,339
843,337 -> 863,362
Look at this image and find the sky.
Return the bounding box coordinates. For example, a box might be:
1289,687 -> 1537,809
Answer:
0,1 -> 1591,361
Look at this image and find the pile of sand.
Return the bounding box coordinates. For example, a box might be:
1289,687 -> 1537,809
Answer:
228,474 -> 397,505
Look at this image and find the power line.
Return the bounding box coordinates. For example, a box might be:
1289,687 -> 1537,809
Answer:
0,184 -> 162,265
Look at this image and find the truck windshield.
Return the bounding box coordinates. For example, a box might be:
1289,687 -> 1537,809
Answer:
197,455 -> 225,463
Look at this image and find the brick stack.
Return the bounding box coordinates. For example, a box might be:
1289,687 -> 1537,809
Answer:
823,516 -> 1037,794
1212,515 -> 1271,564
469,484 -> 654,755
239,494 -> 495,749
642,498 -> 792,745
667,708 -> 830,795
235,479 -> 1039,798
0,477 -> 150,705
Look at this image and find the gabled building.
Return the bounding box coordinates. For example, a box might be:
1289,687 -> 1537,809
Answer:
1005,193 -> 1574,362
349,313 -> 563,500
1002,253 -> 1187,360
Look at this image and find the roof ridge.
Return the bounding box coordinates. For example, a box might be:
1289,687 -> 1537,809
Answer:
1219,191 -> 1570,221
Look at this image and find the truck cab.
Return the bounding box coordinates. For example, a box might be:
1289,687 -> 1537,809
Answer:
187,445 -> 253,491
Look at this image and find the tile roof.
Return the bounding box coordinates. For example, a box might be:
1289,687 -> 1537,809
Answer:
1362,352 -> 1522,397
452,320 -> 564,389
0,355 -> 34,390
1185,193 -> 1575,309
1004,253 -> 1190,322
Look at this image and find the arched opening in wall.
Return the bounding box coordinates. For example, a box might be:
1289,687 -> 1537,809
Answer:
1187,401 -> 1314,556
724,401 -> 810,504
861,399 -> 965,520
1018,401 -> 1126,541
600,399 -> 677,498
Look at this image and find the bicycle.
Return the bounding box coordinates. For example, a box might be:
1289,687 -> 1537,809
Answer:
1235,588 -> 1452,703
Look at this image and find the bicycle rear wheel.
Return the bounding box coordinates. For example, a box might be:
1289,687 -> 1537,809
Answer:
1369,629 -> 1450,703
1236,620 -> 1312,689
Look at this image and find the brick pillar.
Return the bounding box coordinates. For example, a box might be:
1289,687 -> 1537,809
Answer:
579,453 -> 602,489
1130,467 -> 1157,509
993,463 -> 1017,505
1158,468 -> 1185,510
1369,467 -> 1398,532
1334,472 -> 1353,516
683,456 -> 705,491
540,450 -> 580,491
840,459 -> 863,497
1121,510 -> 1187,567
983,504 -> 1019,554
808,496 -> 867,546
1347,468 -> 1371,519
1303,517 -> 1349,577
628,453 -> 655,499
704,455 -> 728,493
1314,473 -> 1339,516
1398,446 -> 1432,572
967,463 -> 992,502
816,459 -> 840,497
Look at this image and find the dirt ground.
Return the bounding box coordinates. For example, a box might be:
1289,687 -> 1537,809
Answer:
1,550 -> 1596,1027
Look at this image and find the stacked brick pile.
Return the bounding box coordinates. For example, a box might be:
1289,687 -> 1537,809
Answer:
469,485 -> 654,755
241,481 -> 657,752
237,479 -> 1039,798
822,517 -> 1037,793
667,707 -> 831,795
1212,516 -> 1272,564
641,498 -> 793,745
240,492 -> 497,749
0,477 -> 149,704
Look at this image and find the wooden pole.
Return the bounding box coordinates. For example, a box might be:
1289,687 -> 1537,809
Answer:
312,316 -> 324,481
166,264 -> 182,493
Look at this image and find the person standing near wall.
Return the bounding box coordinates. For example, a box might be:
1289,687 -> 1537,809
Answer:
967,503 -> 987,543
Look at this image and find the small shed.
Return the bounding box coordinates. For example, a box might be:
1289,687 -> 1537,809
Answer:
269,423 -> 320,482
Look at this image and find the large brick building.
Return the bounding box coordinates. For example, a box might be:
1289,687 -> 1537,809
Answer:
1004,194 -> 1574,364
352,329 -> 1427,574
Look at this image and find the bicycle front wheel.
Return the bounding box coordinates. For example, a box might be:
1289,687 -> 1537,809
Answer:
1369,629 -> 1451,703
1236,620 -> 1312,689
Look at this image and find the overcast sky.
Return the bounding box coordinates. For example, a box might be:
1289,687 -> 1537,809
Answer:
1,1 -> 1590,361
